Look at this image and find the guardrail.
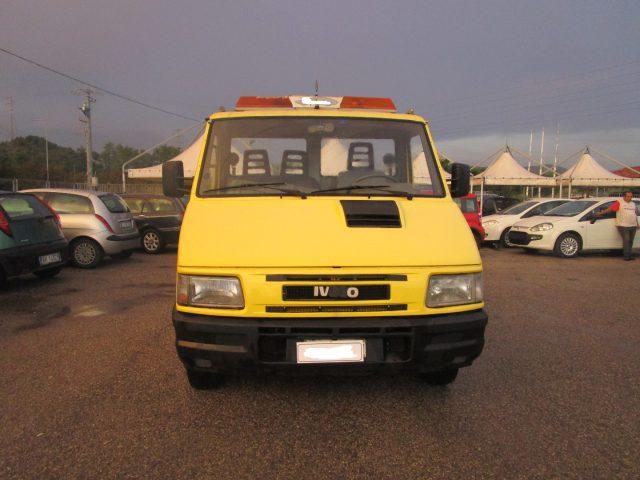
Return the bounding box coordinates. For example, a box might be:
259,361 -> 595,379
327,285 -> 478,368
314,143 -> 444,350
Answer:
0,178 -> 163,194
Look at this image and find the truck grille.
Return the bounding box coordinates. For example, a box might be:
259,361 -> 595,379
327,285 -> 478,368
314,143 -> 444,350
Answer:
266,304 -> 407,313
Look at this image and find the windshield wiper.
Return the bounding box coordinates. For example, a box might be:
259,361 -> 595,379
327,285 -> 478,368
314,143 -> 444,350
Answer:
310,184 -> 414,199
202,182 -> 306,197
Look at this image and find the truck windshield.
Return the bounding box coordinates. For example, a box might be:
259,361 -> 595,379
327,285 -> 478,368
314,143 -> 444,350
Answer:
197,118 -> 444,198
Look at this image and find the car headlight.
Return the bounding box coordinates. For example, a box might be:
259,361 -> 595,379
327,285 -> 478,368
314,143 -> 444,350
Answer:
427,273 -> 483,307
482,220 -> 498,227
530,223 -> 553,232
177,274 -> 244,309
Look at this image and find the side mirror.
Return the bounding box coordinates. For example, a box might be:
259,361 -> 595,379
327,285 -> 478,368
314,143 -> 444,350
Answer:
450,163 -> 471,198
163,161 -> 186,198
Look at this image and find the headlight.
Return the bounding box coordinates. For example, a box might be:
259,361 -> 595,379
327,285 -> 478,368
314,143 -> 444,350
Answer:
530,223 -> 553,232
427,273 -> 483,307
177,274 -> 244,309
482,220 -> 498,227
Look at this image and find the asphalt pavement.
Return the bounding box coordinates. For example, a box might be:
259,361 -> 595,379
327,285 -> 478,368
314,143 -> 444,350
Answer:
1,247 -> 639,479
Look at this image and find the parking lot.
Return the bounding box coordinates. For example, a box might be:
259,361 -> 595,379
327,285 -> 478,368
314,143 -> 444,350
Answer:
1,248 -> 639,479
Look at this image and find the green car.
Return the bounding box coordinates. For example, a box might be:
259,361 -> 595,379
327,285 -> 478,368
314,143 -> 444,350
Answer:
0,191 -> 68,287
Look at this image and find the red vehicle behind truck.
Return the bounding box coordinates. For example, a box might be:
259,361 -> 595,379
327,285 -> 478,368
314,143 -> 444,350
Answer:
454,193 -> 485,247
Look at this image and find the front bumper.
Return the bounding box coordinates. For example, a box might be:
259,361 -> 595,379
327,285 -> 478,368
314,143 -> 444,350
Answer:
0,238 -> 68,278
173,309 -> 488,375
507,230 -> 555,250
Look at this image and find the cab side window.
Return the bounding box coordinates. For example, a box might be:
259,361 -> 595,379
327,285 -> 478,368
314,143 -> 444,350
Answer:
47,193 -> 94,214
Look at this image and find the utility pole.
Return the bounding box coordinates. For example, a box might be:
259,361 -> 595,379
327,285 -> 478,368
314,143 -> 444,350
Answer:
35,118 -> 50,186
538,128 -> 545,198
74,89 -> 97,188
6,97 -> 16,140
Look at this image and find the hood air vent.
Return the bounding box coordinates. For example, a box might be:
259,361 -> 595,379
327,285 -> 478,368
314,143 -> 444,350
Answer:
340,200 -> 401,228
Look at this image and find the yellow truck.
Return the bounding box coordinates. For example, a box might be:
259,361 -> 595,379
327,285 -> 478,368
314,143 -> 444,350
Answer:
163,95 -> 486,388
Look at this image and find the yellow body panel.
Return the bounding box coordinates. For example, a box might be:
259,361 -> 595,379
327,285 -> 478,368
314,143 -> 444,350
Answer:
177,108 -> 483,318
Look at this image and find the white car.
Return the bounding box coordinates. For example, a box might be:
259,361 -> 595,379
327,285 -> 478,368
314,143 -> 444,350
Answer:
482,198 -> 571,247
508,197 -> 640,258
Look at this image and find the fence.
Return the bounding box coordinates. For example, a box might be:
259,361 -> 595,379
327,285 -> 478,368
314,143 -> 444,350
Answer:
0,177 -> 163,194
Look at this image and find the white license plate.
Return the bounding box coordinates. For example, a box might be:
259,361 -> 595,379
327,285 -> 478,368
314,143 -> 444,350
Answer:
296,340 -> 366,364
39,252 -> 61,266
119,220 -> 133,229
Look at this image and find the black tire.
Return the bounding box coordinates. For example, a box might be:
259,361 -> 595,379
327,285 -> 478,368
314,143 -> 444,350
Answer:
498,228 -> 511,248
473,231 -> 483,249
420,369 -> 459,386
186,368 -> 224,390
553,232 -> 582,258
70,238 -> 104,268
34,266 -> 62,278
141,229 -> 165,254
0,268 -> 7,289
112,250 -> 133,260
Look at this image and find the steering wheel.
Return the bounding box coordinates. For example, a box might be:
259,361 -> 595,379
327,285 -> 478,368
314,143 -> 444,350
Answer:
352,174 -> 400,184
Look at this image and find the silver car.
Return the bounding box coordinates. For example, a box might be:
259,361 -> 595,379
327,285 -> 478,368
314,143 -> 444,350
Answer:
22,189 -> 139,268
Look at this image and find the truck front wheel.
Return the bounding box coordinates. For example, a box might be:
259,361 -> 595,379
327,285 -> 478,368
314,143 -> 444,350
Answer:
185,368 -> 224,389
420,369 -> 459,386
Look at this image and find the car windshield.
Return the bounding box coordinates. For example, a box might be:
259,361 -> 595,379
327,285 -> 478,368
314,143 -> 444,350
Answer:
543,200 -> 597,217
100,194 -> 129,213
501,201 -> 538,215
197,117 -> 444,198
0,194 -> 47,219
453,197 -> 477,213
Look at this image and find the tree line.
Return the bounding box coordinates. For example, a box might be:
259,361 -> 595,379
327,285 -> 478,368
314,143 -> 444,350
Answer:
0,136 -> 180,183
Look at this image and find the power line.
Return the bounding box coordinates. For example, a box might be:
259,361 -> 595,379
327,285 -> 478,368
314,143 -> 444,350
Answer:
433,101 -> 640,139
425,59 -> 640,110
0,46 -> 199,122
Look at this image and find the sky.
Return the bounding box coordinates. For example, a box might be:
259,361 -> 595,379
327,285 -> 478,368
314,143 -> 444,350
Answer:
1,0 -> 639,168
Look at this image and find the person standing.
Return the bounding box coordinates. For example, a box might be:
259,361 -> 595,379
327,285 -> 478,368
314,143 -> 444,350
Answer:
597,191 -> 639,261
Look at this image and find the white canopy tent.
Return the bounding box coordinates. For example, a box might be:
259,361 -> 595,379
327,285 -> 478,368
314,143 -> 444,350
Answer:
127,133 -> 205,180
470,146 -> 554,211
471,146 -> 555,187
557,147 -> 640,197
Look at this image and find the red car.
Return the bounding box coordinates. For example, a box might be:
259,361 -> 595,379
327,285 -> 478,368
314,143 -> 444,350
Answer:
453,193 -> 485,247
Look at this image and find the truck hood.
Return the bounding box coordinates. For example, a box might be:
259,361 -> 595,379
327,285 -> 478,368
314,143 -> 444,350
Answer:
178,197 -> 480,268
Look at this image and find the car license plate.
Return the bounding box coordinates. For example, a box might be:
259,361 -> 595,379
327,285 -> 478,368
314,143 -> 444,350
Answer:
39,252 -> 61,266
119,220 -> 133,230
296,340 -> 366,364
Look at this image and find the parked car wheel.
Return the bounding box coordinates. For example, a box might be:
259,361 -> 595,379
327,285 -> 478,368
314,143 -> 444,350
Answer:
70,238 -> 103,268
475,231 -> 485,248
112,251 -> 133,260
34,266 -> 62,279
498,228 -> 511,248
554,232 -> 582,258
419,368 -> 459,386
185,368 -> 224,390
141,229 -> 165,254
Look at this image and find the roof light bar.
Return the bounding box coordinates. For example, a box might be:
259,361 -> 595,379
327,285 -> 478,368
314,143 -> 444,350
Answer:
235,95 -> 397,112
235,96 -> 293,110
